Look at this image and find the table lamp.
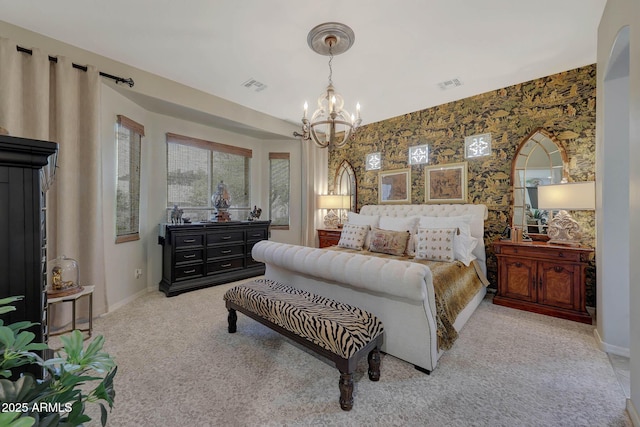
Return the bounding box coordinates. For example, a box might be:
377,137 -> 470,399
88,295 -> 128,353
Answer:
537,181 -> 595,246
317,194 -> 350,229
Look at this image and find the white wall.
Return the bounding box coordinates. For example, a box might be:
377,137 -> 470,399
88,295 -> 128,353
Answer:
597,68 -> 630,355
597,0 -> 640,423
101,85 -> 301,308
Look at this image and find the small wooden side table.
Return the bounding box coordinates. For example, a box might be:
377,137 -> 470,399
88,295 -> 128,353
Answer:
318,229 -> 342,248
47,285 -> 95,339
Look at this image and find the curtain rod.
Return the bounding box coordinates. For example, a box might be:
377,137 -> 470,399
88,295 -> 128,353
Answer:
16,45 -> 135,88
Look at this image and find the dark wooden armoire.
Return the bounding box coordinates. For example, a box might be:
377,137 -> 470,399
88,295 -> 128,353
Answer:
0,134 -> 58,377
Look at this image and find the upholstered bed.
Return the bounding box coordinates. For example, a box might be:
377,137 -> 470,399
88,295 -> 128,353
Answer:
251,204 -> 488,373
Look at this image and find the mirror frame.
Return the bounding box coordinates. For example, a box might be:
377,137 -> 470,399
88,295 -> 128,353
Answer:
334,159 -> 357,213
510,127 -> 568,238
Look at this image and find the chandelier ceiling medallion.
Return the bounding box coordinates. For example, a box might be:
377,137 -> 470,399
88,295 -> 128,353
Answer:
294,22 -> 362,149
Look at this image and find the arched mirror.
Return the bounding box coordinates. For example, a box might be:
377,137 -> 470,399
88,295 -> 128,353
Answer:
334,160 -> 357,214
511,128 -> 568,235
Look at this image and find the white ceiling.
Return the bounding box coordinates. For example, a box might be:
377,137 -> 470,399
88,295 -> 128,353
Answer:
0,0 -> 607,130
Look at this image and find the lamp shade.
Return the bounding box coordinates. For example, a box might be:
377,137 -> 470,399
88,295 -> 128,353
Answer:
537,181 -> 595,210
316,194 -> 349,209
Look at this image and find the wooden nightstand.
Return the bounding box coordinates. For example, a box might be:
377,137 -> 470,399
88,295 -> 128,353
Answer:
318,229 -> 342,248
493,240 -> 594,324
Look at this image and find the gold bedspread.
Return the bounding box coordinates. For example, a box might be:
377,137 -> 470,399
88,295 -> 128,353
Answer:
326,246 -> 489,350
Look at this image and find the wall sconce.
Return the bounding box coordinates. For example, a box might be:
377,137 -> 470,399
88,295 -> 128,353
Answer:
537,181 -> 595,246
408,144 -> 429,165
365,152 -> 382,171
317,194 -> 350,229
465,133 -> 492,158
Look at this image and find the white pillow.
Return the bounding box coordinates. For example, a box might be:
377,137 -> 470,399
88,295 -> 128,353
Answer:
415,228 -> 457,262
379,216 -> 420,255
347,212 -> 379,248
337,223 -> 370,250
418,215 -> 473,237
454,233 -> 478,266
347,212 -> 379,228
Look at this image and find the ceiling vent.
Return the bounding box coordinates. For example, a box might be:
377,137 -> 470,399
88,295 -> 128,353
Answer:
241,78 -> 267,92
438,78 -> 463,90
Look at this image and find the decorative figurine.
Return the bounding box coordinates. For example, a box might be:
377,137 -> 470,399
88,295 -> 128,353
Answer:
212,180 -> 231,221
48,255 -> 81,296
248,205 -> 262,221
170,204 -> 183,224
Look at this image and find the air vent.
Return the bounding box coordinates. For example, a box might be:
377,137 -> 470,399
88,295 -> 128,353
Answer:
437,78 -> 463,90
241,78 -> 267,92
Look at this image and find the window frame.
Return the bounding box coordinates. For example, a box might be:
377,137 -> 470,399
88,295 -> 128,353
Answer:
165,133 -> 252,222
115,115 -> 144,244
269,152 -> 290,230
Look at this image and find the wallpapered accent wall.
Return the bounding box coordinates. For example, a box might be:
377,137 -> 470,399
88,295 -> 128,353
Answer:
328,65 -> 597,306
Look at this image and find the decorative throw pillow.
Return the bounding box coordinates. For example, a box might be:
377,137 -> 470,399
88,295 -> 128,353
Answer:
379,216 -> 420,256
415,227 -> 457,262
367,228 -> 411,256
337,223 -> 370,250
418,215 -> 473,238
347,212 -> 380,248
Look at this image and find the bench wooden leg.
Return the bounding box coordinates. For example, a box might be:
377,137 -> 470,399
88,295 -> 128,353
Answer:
227,308 -> 237,333
338,371 -> 354,411
367,348 -> 381,381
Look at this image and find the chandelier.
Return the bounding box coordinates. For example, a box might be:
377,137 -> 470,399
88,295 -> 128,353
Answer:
293,22 -> 362,148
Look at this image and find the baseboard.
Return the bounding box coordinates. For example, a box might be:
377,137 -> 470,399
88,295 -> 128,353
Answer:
593,328 -> 631,357
627,399 -> 640,426
102,287 -> 151,317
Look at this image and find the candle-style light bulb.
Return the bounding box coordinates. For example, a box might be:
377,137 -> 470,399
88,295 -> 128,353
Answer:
356,102 -> 361,119
303,101 -> 308,119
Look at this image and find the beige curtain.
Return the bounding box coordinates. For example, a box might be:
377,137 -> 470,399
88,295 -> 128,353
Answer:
301,140 -> 328,247
0,38 -> 107,323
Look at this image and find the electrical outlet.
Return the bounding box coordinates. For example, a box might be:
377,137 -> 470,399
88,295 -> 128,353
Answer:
134,268 -> 142,279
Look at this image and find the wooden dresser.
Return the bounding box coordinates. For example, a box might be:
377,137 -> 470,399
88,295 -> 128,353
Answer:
159,221 -> 270,296
318,229 -> 342,248
493,240 -> 594,324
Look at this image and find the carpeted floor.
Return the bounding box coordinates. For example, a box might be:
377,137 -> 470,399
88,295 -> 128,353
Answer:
75,279 -> 631,427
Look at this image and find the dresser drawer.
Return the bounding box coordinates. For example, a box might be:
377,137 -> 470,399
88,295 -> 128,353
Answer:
174,264 -> 204,280
208,245 -> 244,259
175,249 -> 204,264
498,244 -> 583,262
207,230 -> 244,245
246,228 -> 268,242
175,234 -> 204,248
207,257 -> 244,274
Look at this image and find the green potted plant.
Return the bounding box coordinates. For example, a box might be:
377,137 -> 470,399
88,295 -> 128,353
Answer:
0,296 -> 117,427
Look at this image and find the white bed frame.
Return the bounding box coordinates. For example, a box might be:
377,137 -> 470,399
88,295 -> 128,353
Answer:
252,204 -> 488,373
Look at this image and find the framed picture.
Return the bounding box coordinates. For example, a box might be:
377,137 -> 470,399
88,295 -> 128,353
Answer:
378,168 -> 411,204
425,162 -> 468,203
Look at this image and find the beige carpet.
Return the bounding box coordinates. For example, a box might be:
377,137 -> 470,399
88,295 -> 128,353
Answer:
77,279 -> 631,427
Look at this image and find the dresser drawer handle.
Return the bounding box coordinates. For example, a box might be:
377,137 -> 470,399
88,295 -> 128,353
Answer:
554,266 -> 564,273
183,239 -> 196,243
221,250 -> 232,254
221,263 -> 232,268
558,252 -> 564,257
183,254 -> 196,259
183,269 -> 196,274
222,236 -> 231,240
514,261 -> 523,268
251,233 -> 262,237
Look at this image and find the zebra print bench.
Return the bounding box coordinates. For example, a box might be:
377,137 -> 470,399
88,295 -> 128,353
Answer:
223,279 -> 384,411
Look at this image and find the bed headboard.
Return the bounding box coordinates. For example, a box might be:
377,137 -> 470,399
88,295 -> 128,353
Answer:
359,204 -> 488,271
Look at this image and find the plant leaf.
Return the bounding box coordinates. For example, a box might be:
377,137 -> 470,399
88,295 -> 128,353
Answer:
0,412 -> 35,427
0,325 -> 16,347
